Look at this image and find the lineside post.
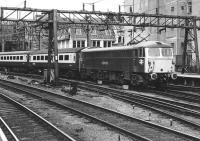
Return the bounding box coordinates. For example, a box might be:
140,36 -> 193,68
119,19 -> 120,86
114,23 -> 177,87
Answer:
47,12 -> 53,83
53,9 -> 59,83
193,17 -> 200,73
182,19 -> 189,72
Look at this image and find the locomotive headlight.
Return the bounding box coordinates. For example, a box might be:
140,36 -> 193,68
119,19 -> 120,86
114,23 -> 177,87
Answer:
148,60 -> 151,65
150,73 -> 157,80
171,73 -> 177,80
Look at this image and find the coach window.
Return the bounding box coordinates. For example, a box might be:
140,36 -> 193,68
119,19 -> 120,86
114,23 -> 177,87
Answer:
4,56 -> 6,60
13,56 -> 16,60
59,55 -> 63,60
33,56 -> 36,60
17,56 -> 19,60
64,55 -> 69,60
41,56 -> 44,60
37,56 -> 40,60
45,55 -> 48,60
20,56 -> 23,60
7,56 -> 9,60
9,56 -> 12,60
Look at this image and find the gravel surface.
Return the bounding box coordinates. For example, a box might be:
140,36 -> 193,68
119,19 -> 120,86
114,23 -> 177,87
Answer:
1,74 -> 200,139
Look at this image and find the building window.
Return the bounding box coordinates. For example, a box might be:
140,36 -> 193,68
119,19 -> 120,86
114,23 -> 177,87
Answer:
73,41 -> 76,48
171,6 -> 174,12
91,29 -> 97,35
73,40 -> 85,48
171,43 -> 175,48
82,41 -> 85,47
118,36 -> 122,43
105,30 -> 111,35
103,41 -> 112,47
181,6 -> 184,10
92,40 -> 101,47
103,41 -> 107,47
77,41 -> 81,48
75,29 -> 82,35
187,2 -> 192,14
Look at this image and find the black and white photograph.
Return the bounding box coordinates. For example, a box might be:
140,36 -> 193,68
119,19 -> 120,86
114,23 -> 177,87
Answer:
0,0 -> 200,140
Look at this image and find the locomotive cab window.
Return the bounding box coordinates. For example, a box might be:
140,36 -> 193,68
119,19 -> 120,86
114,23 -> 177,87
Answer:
33,56 -> 36,60
20,56 -> 23,60
148,48 -> 160,57
161,48 -> 172,57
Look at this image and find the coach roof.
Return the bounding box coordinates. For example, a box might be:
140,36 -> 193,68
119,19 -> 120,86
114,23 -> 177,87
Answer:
0,51 -> 31,55
30,48 -> 84,55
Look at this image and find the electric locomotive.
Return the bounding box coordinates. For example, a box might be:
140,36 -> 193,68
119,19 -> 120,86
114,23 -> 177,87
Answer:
81,41 -> 177,86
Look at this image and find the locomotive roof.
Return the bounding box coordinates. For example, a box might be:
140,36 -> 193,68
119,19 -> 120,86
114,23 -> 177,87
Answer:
0,51 -> 31,55
82,41 -> 172,52
29,48 -> 84,54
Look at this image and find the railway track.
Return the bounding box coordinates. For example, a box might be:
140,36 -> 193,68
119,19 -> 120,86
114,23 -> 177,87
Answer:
168,83 -> 200,92
0,79 -> 199,140
59,79 -> 200,131
0,91 -> 76,141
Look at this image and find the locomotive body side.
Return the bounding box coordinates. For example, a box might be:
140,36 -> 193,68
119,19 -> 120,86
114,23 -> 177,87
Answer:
81,41 -> 177,86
